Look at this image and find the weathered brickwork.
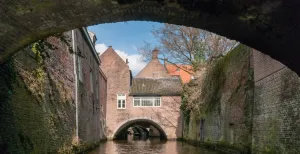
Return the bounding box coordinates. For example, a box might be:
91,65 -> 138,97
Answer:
183,47 -> 300,153
184,45 -> 253,153
135,49 -> 171,78
0,28 -> 106,153
112,96 -> 183,139
99,69 -> 107,140
0,36 -> 76,153
100,46 -> 132,139
100,47 -> 182,140
72,29 -> 102,143
252,50 -> 300,153
1,0 -> 300,75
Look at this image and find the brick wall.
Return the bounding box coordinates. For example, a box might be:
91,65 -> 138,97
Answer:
252,50 -> 300,153
0,35 -> 77,153
135,50 -> 171,78
2,0 -> 300,78
0,29 -> 106,153
99,69 -> 107,140
100,47 -> 132,138
184,45 -> 253,152
73,29 -> 102,142
100,47 -> 182,140
111,96 -> 182,140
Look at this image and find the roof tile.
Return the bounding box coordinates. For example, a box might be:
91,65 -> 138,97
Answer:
129,78 -> 182,96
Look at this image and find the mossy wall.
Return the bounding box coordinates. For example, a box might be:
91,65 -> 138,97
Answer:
0,37 -> 76,153
183,44 -> 254,153
252,50 -> 300,153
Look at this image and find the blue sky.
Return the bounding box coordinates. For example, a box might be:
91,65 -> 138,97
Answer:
88,21 -> 163,75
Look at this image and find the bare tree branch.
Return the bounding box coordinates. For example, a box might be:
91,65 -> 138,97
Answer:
139,23 -> 238,72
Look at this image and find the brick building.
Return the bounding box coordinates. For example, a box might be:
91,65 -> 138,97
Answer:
68,27 -> 107,142
135,49 -> 171,78
100,48 -> 183,140
99,69 -> 107,140
0,27 -> 107,153
165,63 -> 194,84
136,48 -> 194,84
99,46 -> 132,138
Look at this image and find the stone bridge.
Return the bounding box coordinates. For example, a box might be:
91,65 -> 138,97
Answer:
1,0 -> 300,74
112,117 -> 168,140
105,96 -> 183,140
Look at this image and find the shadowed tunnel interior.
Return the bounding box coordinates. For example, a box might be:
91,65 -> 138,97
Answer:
113,119 -> 167,140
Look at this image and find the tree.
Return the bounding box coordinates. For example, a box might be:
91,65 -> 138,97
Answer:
139,23 -> 237,72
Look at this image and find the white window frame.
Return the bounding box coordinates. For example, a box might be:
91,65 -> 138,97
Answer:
133,97 -> 161,107
117,94 -> 126,109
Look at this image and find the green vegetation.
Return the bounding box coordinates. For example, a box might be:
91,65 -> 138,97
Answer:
181,44 -> 254,153
0,40 -> 76,153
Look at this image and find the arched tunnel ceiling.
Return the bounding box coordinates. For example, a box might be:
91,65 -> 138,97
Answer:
131,125 -> 150,135
114,119 -> 167,140
0,0 -> 299,74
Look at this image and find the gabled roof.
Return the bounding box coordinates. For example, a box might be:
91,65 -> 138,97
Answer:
100,46 -> 127,65
129,78 -> 182,96
165,64 -> 193,84
135,49 -> 171,78
135,58 -> 171,78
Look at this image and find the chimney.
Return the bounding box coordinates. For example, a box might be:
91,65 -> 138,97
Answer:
126,58 -> 129,64
152,49 -> 159,59
109,45 -> 112,48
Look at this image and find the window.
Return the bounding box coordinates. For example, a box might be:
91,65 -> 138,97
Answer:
117,94 -> 126,109
133,97 -> 161,107
90,71 -> 93,93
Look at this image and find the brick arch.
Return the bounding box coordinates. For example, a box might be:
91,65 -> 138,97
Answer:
1,0 -> 300,74
112,117 -> 168,140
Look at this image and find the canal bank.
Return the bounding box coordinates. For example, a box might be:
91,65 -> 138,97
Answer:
180,139 -> 246,154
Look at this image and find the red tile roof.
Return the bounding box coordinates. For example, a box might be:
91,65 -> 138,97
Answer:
165,64 -> 194,84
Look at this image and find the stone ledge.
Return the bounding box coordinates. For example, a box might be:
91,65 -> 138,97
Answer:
182,139 -> 250,154
60,140 -> 106,154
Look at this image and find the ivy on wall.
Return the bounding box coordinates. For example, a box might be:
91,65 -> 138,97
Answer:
181,44 -> 254,152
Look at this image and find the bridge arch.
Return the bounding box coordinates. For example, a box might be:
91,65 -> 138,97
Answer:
1,0 -> 300,74
113,117 -> 167,140
132,125 -> 150,136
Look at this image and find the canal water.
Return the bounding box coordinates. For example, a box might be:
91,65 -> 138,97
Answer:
89,138 -> 221,154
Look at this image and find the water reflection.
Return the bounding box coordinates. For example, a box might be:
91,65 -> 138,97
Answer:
89,138 -> 220,154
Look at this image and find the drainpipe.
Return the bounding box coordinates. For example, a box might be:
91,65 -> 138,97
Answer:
72,30 -> 79,141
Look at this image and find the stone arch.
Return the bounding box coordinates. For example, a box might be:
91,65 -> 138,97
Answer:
1,0 -> 300,74
132,125 -> 150,135
113,117 -> 167,140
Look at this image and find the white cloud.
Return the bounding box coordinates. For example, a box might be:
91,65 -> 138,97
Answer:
95,43 -> 146,76
127,54 -> 147,76
114,49 -> 128,61
95,43 -> 108,55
